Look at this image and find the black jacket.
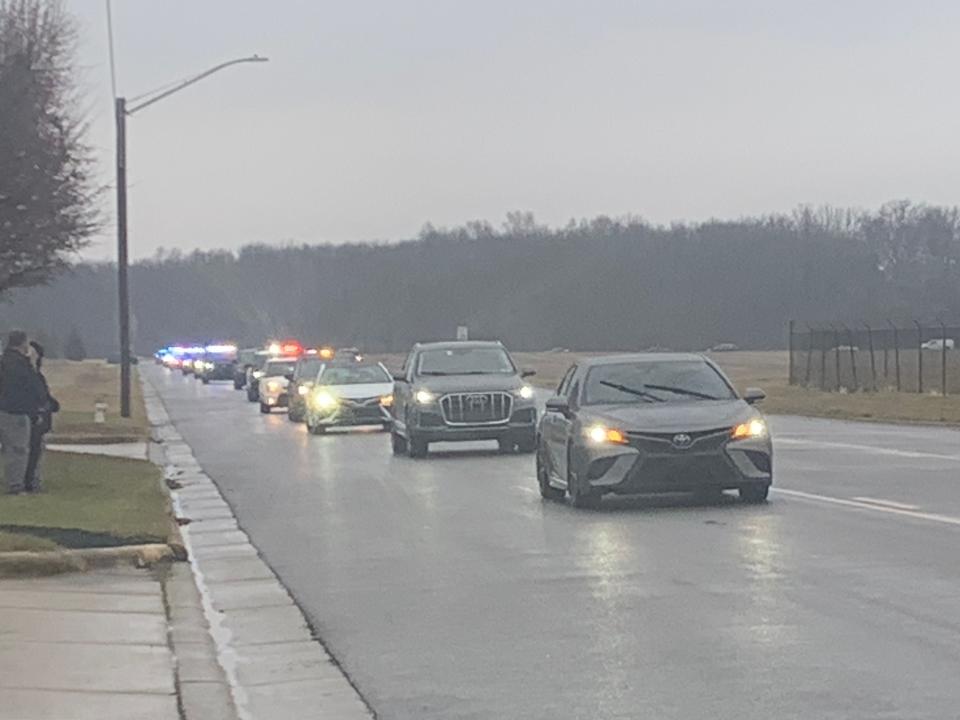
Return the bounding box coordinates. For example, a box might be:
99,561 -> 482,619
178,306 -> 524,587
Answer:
0,348 -> 46,415
32,370 -> 60,434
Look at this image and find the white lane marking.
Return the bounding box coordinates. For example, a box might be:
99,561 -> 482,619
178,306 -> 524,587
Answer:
775,437 -> 960,462
775,488 -> 960,527
851,496 -> 921,511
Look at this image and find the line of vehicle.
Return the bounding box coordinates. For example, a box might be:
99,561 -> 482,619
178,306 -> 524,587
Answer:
775,488 -> 960,527
774,437 -> 960,462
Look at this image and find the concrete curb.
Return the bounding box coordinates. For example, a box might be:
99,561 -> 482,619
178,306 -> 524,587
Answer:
142,370 -> 374,720
0,543 -> 177,578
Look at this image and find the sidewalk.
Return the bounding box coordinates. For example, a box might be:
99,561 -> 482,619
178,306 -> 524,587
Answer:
0,564 -> 235,720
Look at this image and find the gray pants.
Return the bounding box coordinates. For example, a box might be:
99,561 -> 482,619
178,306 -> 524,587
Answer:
0,411 -> 31,494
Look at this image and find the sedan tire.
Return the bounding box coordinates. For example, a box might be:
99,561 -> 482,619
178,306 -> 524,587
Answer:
391,432 -> 407,455
407,434 -> 429,459
567,445 -> 600,509
308,422 -> 326,435
259,403 -> 271,414
536,443 -> 564,501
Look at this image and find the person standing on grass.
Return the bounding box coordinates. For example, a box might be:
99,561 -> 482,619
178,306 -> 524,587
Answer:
0,331 -> 46,495
24,341 -> 60,493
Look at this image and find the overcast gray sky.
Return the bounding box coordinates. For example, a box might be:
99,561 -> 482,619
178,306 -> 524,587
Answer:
72,0 -> 960,259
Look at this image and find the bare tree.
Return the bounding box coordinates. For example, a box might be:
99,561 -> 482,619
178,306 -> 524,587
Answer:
0,0 -> 98,296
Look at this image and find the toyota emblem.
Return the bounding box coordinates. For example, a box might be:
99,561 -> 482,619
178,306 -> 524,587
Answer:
671,433 -> 693,449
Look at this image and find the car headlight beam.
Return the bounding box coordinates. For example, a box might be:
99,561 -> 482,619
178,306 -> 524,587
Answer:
380,394 -> 394,407
731,418 -> 767,440
585,424 -> 627,445
415,389 -> 435,405
312,389 -> 338,410
516,385 -> 534,400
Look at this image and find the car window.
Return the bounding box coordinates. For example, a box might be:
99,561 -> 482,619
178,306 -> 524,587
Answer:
417,347 -> 516,376
401,351 -> 416,381
264,360 -> 297,376
568,379 -> 581,409
556,365 -> 576,396
294,357 -> 324,381
583,360 -> 736,405
319,364 -> 392,385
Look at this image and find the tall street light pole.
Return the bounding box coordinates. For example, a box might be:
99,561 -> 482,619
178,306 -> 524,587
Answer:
114,55 -> 268,417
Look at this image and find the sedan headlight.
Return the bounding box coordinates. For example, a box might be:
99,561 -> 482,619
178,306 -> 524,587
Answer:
297,384 -> 310,396
584,424 -> 628,445
252,370 -> 264,379
515,385 -> 534,400
380,394 -> 394,407
415,389 -> 435,405
731,418 -> 767,440
312,389 -> 338,410
266,381 -> 281,392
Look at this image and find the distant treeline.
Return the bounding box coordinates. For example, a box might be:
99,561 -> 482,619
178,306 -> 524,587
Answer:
2,201 -> 959,357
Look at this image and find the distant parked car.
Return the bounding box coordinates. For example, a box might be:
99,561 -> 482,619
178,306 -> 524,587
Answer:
709,343 -> 739,352
833,345 -> 859,352
921,338 -> 955,350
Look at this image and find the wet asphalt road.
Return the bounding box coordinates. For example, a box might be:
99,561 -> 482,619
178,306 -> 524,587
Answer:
147,366 -> 960,720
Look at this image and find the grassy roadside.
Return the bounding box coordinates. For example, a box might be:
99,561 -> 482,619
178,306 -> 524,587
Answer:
0,452 -> 171,553
43,360 -> 148,443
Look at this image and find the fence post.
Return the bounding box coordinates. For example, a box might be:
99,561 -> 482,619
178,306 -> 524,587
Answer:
804,324 -> 814,387
889,321 -> 901,392
843,324 -> 858,390
832,325 -> 842,391
819,327 -> 827,391
864,322 -> 876,392
915,320 -> 924,394
787,320 -> 795,386
941,319 -> 948,397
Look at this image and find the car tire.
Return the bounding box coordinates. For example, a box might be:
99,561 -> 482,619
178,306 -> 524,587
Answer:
308,422 -> 326,435
497,438 -> 514,454
391,432 -> 407,455
407,434 -> 428,459
259,403 -> 270,414
381,422 -> 392,433
739,484 -> 770,504
536,442 -> 564,501
234,380 -> 243,390
288,410 -> 301,423
202,377 -> 210,385
567,444 -> 600,509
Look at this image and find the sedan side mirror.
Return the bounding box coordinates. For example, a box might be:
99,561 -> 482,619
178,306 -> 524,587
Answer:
743,387 -> 766,404
521,369 -> 537,378
545,396 -> 571,416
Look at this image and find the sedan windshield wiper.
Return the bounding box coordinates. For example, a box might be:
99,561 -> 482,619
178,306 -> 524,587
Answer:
419,371 -> 452,376
643,383 -> 721,401
598,380 -> 665,403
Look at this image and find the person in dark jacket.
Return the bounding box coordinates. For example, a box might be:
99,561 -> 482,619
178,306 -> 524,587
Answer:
0,330 -> 46,494
24,341 -> 60,493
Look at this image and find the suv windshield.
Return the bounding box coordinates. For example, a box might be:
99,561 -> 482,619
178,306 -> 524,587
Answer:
417,347 -> 515,376
319,364 -> 391,385
264,360 -> 297,377
583,360 -> 735,405
294,357 -> 324,381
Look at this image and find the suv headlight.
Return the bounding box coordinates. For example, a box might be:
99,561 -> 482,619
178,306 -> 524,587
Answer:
415,389 -> 435,405
514,385 -> 534,400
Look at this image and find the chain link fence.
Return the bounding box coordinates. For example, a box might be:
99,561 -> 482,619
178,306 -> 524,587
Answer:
788,321 -> 960,395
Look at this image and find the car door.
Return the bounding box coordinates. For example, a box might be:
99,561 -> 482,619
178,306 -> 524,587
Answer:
553,373 -> 581,480
543,364 -> 576,475
392,351 -> 416,429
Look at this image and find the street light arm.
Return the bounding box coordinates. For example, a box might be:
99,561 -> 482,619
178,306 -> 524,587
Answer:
126,55 -> 268,115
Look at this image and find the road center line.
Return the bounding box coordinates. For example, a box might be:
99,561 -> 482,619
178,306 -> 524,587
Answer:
775,437 -> 960,462
851,496 -> 920,511
775,488 -> 960,527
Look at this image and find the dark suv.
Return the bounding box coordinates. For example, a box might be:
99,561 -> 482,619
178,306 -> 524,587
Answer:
287,353 -> 328,423
390,341 -> 537,458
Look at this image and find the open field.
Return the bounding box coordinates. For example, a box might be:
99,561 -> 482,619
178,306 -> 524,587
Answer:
0,452 -> 170,553
42,359 -> 148,442
371,349 -> 960,425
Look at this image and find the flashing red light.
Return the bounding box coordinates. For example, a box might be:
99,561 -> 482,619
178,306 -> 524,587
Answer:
280,341 -> 303,356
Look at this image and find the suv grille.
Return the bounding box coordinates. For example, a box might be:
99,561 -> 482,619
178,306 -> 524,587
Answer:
440,392 -> 512,425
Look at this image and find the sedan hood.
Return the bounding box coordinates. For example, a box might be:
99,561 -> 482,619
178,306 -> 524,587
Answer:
325,382 -> 394,400
262,376 -> 290,389
413,374 -> 522,394
584,400 -> 755,434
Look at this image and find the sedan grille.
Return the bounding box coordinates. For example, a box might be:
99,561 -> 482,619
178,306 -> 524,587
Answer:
440,392 -> 513,425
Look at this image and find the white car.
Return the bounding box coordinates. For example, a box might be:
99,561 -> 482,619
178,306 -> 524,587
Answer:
258,357 -> 299,414
304,361 -> 394,435
921,338 -> 954,350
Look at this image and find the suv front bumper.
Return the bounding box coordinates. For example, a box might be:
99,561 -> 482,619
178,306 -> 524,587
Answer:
407,406 -> 537,443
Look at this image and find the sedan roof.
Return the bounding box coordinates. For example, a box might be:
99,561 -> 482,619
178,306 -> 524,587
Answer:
414,340 -> 505,351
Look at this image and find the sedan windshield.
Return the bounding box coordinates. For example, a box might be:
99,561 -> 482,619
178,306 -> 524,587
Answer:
264,360 -> 297,376
294,358 -> 324,380
417,348 -> 515,376
319,364 -> 391,385
583,360 -> 735,405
